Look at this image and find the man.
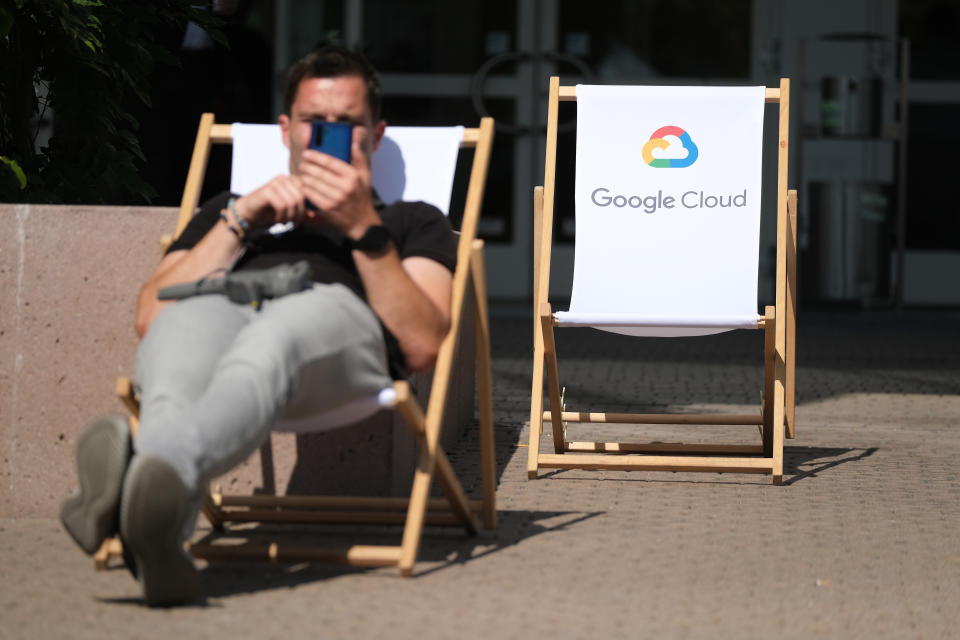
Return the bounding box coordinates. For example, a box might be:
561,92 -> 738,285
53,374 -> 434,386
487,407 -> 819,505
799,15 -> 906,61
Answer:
59,45 -> 458,606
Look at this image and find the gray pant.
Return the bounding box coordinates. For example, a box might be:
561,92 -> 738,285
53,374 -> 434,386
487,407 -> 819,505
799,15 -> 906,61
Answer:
133,283 -> 394,494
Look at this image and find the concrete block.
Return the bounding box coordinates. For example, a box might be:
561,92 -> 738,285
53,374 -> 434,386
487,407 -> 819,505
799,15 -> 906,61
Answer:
0,204 -> 477,518
1,204 -> 177,518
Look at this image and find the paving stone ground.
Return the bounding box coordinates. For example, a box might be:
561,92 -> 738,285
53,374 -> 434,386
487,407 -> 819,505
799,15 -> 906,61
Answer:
2,309 -> 958,639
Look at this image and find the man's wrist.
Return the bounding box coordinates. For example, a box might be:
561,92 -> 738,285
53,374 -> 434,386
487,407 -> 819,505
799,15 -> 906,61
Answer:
345,206 -> 385,241
231,196 -> 254,224
220,196 -> 249,241
348,224 -> 394,253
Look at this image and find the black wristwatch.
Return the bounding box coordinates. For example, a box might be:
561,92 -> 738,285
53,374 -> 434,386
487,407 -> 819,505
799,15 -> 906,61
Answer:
348,225 -> 393,252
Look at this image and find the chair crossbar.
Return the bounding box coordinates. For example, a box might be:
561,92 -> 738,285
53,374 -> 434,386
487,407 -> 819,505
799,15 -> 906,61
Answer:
557,86 -> 782,102
216,494 -> 483,512
215,509 -> 469,527
544,411 -> 763,426
564,442 -> 764,455
189,542 -> 404,567
537,453 -> 775,474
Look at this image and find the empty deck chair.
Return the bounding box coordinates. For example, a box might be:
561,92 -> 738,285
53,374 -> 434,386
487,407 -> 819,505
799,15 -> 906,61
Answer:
528,78 -> 798,484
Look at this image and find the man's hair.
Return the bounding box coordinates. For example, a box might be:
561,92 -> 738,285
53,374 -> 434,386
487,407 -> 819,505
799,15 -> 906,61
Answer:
283,44 -> 383,121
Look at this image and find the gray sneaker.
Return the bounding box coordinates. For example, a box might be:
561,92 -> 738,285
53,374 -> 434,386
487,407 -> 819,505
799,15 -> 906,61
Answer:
120,455 -> 202,607
60,415 -> 132,554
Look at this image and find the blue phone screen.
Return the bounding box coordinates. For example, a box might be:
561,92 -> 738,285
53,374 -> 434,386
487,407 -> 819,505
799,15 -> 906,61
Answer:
309,121 -> 353,162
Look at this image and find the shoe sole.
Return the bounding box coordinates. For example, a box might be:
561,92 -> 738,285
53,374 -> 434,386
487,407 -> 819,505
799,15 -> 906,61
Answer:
60,415 -> 131,554
120,455 -> 201,607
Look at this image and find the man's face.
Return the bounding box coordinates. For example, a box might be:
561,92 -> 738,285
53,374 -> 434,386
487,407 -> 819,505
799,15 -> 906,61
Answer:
279,74 -> 385,174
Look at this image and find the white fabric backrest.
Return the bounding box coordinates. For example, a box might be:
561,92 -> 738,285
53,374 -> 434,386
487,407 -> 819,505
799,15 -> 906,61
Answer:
556,85 -> 766,337
229,124 -> 463,215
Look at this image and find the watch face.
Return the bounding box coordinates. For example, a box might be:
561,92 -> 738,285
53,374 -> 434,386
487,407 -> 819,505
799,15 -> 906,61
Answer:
353,225 -> 392,251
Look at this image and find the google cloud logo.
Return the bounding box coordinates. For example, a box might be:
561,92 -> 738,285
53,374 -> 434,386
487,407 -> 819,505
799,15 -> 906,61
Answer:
641,126 -> 699,168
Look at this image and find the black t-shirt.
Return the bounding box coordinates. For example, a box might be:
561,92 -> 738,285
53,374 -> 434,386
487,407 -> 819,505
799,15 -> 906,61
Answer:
166,190 -> 458,378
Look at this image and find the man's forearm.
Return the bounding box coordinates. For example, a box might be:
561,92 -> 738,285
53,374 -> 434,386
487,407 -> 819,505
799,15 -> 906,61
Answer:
353,247 -> 452,372
135,222 -> 245,337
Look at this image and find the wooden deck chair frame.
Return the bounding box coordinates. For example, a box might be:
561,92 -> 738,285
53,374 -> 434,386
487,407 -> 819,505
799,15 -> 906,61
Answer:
528,77 -> 798,485
96,114 -> 497,576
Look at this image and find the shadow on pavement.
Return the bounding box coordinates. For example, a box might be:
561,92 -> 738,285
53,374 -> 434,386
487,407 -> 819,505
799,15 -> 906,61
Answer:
177,508 -> 602,599
783,445 -> 878,485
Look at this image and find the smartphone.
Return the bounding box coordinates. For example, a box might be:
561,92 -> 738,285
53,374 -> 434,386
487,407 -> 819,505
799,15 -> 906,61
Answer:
309,121 -> 353,162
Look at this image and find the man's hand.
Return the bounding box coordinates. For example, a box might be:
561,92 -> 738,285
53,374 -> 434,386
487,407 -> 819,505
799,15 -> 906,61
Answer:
296,126 -> 382,240
232,174 -> 310,227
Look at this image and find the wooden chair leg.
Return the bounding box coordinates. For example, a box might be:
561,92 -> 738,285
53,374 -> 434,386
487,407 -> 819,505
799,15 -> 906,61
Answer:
772,362 -> 786,485
528,343 -> 546,479
785,189 -> 798,439
203,492 -> 225,531
397,450 -> 435,576
762,307 -> 776,457
540,304 -> 566,454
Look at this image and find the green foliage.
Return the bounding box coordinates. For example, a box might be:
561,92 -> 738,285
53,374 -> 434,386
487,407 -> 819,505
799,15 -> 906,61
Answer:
0,0 -> 223,204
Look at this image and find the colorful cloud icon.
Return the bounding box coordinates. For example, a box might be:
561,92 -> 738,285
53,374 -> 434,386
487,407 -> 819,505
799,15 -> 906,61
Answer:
641,126 -> 698,168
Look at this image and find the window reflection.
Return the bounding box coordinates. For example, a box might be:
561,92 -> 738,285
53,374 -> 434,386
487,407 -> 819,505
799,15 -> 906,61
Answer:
559,0 -> 750,79
363,0 -> 515,74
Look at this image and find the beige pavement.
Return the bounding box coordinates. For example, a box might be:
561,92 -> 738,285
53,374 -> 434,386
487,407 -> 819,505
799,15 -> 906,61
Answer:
2,310 -> 959,639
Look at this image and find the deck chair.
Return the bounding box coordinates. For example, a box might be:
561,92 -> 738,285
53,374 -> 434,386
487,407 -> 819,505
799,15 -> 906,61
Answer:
97,113 -> 497,575
528,77 -> 798,484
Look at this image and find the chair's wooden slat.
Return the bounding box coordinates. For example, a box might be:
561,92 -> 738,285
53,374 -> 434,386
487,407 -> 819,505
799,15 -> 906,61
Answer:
397,450 -> 436,576
785,189 -> 798,438
532,186 -> 544,334
528,188 -> 546,477
216,509 -> 463,527
393,117 -> 494,573
190,543 -> 403,567
546,411 -> 762,426
528,79 -> 562,478
217,494 -> 483,512
210,123 -> 232,144
537,453 -> 774,474
762,306 -> 776,455
461,127 -> 480,146
392,379 -> 444,573
114,377 -> 141,437
537,78 -> 561,318
424,118 -> 493,440
540,303 -> 566,454
565,442 -> 764,455
528,345 -> 546,479
470,240 -> 498,529
770,78 -> 791,483
559,85 -> 781,103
